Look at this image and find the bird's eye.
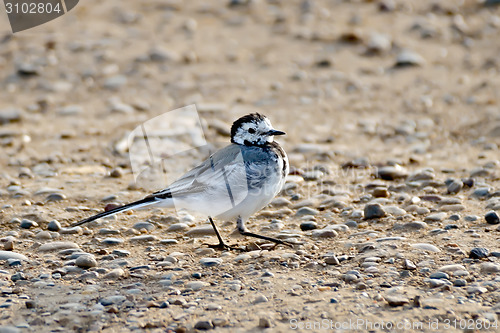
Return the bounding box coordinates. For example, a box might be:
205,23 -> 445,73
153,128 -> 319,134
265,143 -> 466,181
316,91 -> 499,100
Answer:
248,128 -> 256,134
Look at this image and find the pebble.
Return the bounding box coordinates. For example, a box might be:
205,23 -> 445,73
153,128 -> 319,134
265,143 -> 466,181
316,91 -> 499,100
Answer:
453,279 -> 467,287
411,243 -> 441,252
38,242 -> 79,252
167,223 -> 189,232
57,105 -> 83,116
100,295 -> 127,306
46,193 -> 66,201
186,281 -> 210,291
132,222 -> 155,232
467,286 -> 487,294
75,255 -> 97,269
480,263 -> 500,273
424,212 -> 447,222
186,225 -> 216,236
324,256 -> 340,265
300,221 -> 318,231
295,207 -> 319,216
258,317 -> 272,328
129,235 -> 157,242
103,75 -> 127,90
0,251 -> 28,261
394,50 -> 425,67
438,264 -> 466,272
200,258 -> 222,267
47,220 -> 61,232
311,229 -> 338,238
376,165 -> 408,180
59,226 -> 83,236
253,295 -> 268,304
385,294 -> 409,307
0,108 -> 22,124
194,320 -> 214,330
429,272 -> 449,280
484,211 -> 500,224
393,221 -> 427,231
101,238 -> 124,245
447,179 -> 463,194
104,268 -> 125,279
19,219 -> 37,229
469,247 -> 489,259
364,203 -> 386,219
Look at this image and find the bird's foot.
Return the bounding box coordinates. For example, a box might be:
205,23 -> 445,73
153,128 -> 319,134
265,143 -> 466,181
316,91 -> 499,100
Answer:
239,231 -> 294,249
205,242 -> 245,252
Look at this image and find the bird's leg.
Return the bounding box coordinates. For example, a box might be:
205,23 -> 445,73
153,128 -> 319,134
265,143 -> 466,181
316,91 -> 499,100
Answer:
237,217 -> 293,248
205,216 -> 243,251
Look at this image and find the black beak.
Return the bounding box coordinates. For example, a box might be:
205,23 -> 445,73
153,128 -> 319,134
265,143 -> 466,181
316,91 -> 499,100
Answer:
267,129 -> 286,136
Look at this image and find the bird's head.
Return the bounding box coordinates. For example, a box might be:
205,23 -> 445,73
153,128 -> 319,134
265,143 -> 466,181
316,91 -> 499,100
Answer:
230,113 -> 285,146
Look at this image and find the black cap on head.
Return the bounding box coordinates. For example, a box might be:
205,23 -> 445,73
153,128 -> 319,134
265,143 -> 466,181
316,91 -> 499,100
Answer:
230,113 -> 266,143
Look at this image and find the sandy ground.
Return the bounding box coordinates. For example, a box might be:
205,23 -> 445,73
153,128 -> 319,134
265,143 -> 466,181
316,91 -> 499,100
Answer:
0,0 -> 500,332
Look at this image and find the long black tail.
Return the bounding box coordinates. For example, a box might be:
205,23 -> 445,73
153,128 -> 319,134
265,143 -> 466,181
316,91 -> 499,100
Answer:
71,196 -> 158,227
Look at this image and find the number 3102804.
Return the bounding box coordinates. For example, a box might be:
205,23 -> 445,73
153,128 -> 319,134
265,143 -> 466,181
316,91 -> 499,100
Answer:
5,2 -> 62,14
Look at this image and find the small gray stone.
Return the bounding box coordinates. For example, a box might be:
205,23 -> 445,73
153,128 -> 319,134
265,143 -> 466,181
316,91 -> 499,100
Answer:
47,220 -> 61,232
393,221 -> 427,231
430,272 -> 449,280
453,279 -> 467,287
0,108 -> 22,124
101,238 -> 124,245
167,223 -> 189,232
324,256 -> 340,265
186,281 -> 209,291
194,320 -> 214,330
20,219 -> 37,229
253,295 -> 268,304
57,105 -> 83,116
424,212 -> 447,222
200,258 -> 222,267
364,203 -> 386,219
376,165 -> 408,180
447,179 -> 463,194
75,255 -> 97,269
100,295 -> 126,306
438,264 -> 466,272
258,317 -> 272,328
103,75 -> 127,90
0,251 -> 28,261
471,187 -> 490,198
385,294 -> 409,306
104,268 -> 125,279
469,247 -> 489,259
46,193 -> 66,201
300,221 -> 318,231
38,242 -> 80,252
129,235 -> 157,242
59,227 -> 83,235
132,222 -> 155,232
485,211 -> 500,224
0,326 -> 20,333
403,259 -> 416,270
480,262 -> 500,273
295,207 -> 319,217
410,243 -> 440,252
464,215 -> 479,222
186,225 -> 216,236
467,286 -> 487,294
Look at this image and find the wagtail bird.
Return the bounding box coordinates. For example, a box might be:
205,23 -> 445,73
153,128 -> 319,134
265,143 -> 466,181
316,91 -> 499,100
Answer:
72,113 -> 290,250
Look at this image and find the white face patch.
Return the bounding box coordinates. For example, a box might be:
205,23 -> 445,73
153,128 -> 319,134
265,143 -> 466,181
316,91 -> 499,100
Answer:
233,117 -> 276,145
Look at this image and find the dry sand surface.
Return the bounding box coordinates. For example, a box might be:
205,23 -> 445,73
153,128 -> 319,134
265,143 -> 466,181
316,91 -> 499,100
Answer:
1,0 -> 500,332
